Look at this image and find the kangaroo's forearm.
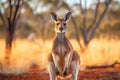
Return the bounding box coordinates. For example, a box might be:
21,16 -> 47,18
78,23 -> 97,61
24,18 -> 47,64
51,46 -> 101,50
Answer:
65,38 -> 74,68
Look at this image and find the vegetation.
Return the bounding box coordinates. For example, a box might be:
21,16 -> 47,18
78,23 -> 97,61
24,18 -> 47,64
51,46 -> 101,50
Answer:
0,0 -> 120,75
0,0 -> 119,38
0,37 -> 120,74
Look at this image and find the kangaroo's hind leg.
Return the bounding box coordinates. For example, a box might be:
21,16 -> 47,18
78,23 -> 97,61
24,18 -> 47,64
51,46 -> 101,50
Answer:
48,53 -> 57,80
71,51 -> 80,80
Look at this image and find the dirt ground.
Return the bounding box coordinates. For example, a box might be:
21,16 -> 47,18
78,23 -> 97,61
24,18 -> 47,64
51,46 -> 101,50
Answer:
0,63 -> 120,80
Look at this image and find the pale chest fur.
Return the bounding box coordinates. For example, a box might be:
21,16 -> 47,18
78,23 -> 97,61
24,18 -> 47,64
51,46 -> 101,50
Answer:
56,42 -> 68,56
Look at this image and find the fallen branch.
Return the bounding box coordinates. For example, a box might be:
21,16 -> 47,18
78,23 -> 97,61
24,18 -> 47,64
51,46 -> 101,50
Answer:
86,61 -> 120,69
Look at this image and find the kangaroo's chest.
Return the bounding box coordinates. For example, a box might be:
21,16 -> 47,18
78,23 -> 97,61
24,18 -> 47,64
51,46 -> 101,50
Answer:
56,42 -> 68,55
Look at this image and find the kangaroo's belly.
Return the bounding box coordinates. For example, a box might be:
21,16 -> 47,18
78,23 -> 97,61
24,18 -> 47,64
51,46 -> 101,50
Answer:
53,42 -> 71,77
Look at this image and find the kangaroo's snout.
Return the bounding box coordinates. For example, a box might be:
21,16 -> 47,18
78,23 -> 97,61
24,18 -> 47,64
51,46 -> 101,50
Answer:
60,27 -> 63,31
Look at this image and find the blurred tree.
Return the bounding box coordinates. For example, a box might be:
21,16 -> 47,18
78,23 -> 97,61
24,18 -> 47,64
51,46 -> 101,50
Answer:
41,0 -> 83,48
76,0 -> 112,49
36,12 -> 49,41
98,0 -> 120,35
0,0 -> 115,51
0,0 -> 23,63
41,0 -> 113,50
107,1 -> 120,20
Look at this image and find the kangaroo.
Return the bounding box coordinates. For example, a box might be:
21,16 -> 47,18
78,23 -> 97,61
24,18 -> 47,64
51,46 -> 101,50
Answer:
48,12 -> 80,80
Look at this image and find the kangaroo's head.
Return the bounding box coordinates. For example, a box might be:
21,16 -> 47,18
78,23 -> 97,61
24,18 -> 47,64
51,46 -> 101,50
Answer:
50,12 -> 71,33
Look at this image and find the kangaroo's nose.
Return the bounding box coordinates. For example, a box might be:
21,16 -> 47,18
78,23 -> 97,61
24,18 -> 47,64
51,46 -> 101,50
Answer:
60,28 -> 63,31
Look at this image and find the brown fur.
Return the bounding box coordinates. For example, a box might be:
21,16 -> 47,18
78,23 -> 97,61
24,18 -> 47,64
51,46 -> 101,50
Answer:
48,12 -> 80,80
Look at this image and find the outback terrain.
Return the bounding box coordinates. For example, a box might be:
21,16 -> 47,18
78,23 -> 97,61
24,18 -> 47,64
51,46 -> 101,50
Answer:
0,63 -> 120,80
0,38 -> 120,80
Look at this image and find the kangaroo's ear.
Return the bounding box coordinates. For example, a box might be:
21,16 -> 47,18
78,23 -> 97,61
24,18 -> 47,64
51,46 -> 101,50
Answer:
50,12 -> 58,22
64,12 -> 71,22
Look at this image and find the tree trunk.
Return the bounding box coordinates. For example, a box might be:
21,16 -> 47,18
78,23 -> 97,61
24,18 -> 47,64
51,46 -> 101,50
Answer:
88,0 -> 112,42
4,28 -> 14,64
0,0 -> 22,64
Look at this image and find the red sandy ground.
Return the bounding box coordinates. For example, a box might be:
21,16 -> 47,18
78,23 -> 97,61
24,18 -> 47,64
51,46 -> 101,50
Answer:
0,64 -> 120,80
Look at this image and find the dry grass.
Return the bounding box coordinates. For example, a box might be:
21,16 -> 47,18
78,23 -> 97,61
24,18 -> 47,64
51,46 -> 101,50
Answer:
80,37 -> 120,70
0,39 -> 51,75
0,37 -> 120,75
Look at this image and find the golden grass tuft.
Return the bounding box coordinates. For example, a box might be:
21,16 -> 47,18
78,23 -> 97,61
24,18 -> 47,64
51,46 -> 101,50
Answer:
80,37 -> 120,69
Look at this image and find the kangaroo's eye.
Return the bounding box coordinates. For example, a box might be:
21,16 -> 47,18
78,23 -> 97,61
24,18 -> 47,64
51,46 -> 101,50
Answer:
63,23 -> 66,26
56,23 -> 59,25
